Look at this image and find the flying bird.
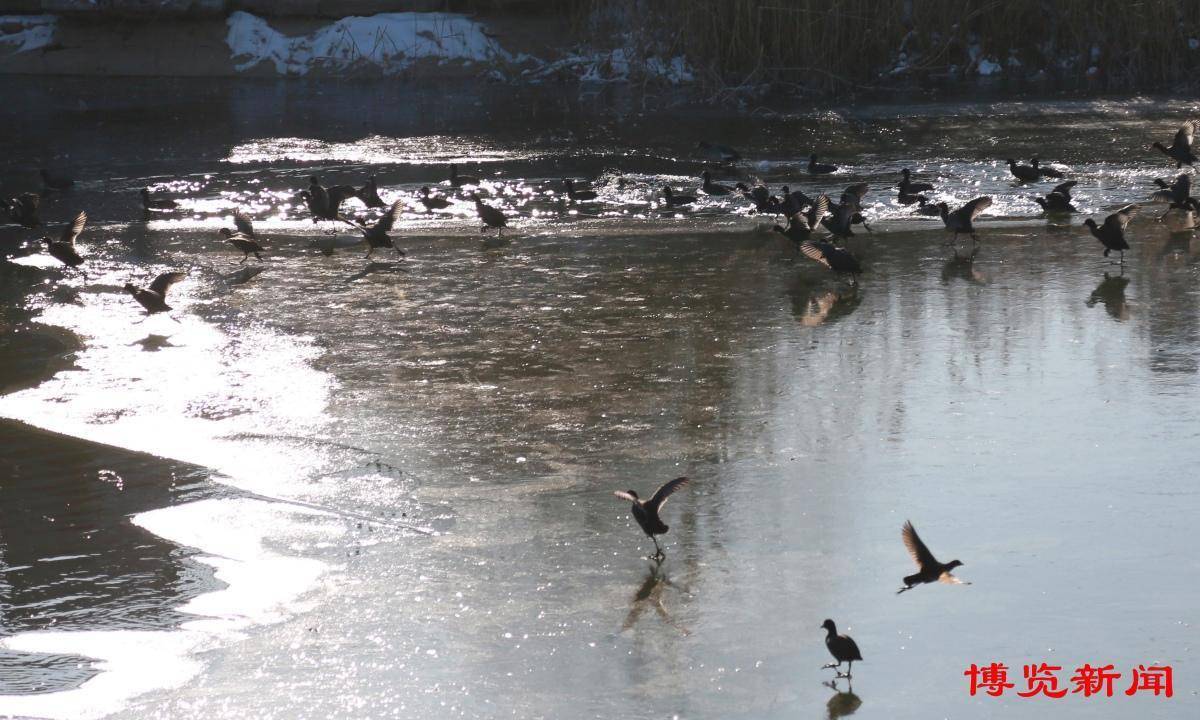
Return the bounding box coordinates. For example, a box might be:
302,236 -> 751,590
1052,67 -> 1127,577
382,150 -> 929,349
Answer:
821,619 -> 863,678
799,238 -> 863,282
44,210 -> 87,267
125,272 -> 186,314
1152,120 -> 1199,168
937,197 -> 992,245
897,520 -> 967,594
614,476 -> 690,559
345,199 -> 406,258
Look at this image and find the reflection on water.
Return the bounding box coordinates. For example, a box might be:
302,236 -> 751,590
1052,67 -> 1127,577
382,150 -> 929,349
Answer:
824,681 -> 862,719
1,78 -> 1199,720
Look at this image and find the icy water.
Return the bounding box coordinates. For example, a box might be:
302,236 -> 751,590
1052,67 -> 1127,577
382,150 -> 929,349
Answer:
1,79 -> 1199,719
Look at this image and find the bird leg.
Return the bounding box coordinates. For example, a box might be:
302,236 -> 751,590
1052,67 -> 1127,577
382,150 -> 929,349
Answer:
841,661 -> 853,679
896,584 -> 913,595
649,535 -> 664,560
822,662 -> 840,670
239,255 -> 248,265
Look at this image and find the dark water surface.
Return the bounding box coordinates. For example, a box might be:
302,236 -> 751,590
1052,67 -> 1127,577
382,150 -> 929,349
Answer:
1,78 -> 1198,719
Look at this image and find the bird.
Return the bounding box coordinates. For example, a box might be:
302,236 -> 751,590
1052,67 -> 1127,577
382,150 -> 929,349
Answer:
302,176 -> 356,222
356,175 -> 386,208
449,164 -> 480,187
1033,181 -> 1078,214
1084,204 -> 1137,263
773,195 -> 829,245
897,520 -> 967,594
345,199 -> 405,258
563,178 -> 598,202
799,238 -> 863,282
1153,121 -> 1199,168
914,200 -> 943,216
778,186 -> 816,217
839,183 -> 870,212
418,186 -> 451,211
1031,156 -> 1065,179
43,210 -> 86,268
808,154 -> 838,174
1007,159 -> 1041,182
472,193 -> 508,235
701,170 -> 732,196
821,200 -> 870,239
40,168 -> 74,191
898,190 -> 928,206
1159,198 -> 1198,233
1151,174 -> 1190,205
140,187 -> 177,211
125,272 -> 186,314
613,476 -> 689,559
898,168 -> 934,194
697,140 -> 741,162
662,186 -> 696,207
738,183 -> 782,215
219,229 -> 265,263
937,197 -> 992,245
821,619 -> 863,679
4,192 -> 41,228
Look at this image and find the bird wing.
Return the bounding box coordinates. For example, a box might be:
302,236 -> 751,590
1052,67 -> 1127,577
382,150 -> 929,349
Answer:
373,200 -> 404,233
60,210 -> 86,245
1051,181 -> 1077,198
1105,203 -> 1138,231
804,195 -> 830,230
149,271 -> 186,297
234,209 -> 255,236
613,490 -> 638,503
647,476 -> 689,512
1175,120 -> 1197,149
799,241 -> 832,268
327,185 -> 357,213
939,572 -> 967,585
902,520 -> 939,571
962,196 -> 993,220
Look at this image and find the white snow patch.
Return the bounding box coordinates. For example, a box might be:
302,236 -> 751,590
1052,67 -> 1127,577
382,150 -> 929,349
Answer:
0,15 -> 56,54
225,11 -> 510,76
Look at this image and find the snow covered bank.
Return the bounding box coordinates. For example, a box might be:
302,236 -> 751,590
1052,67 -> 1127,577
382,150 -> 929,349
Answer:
225,11 -> 511,76
0,15 -> 57,54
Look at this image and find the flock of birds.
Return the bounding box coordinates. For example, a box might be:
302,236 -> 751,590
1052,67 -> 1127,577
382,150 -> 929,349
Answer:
5,119 -> 1200,684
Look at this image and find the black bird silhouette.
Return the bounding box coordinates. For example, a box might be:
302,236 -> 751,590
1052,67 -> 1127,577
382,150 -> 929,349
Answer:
897,520 -> 967,594
1152,121 -> 1199,168
613,476 -> 689,559
140,187 -> 177,211
799,238 -> 863,282
738,183 -> 782,215
219,229 -> 265,263
40,168 -> 74,191
914,200 -> 943,216
1033,181 -> 1078,214
356,175 -> 386,208
662,186 -> 696,207
1086,272 -> 1130,320
1031,156 -> 1065,179
302,176 -> 356,222
701,170 -> 732,196
778,186 -> 816,217
839,183 -> 870,212
449,164 -> 480,187
1084,204 -> 1137,263
1151,174 -> 1190,205
345,199 -> 406,258
418,186 -> 451,211
4,192 -> 41,228
897,189 -> 928,206
937,197 -> 992,245
898,168 -> 934,194
1007,159 -> 1041,182
125,272 -> 186,314
821,619 -> 863,678
472,193 -> 508,235
563,178 -> 598,202
697,140 -> 741,162
1159,196 -> 1199,233
809,154 -> 838,174
773,195 -> 829,245
44,210 -> 86,267
821,200 -> 870,239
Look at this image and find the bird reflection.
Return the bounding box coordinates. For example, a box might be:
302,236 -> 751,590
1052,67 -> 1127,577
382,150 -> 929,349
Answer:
788,278 -> 862,327
129,333 -> 177,352
940,247 -> 987,284
1086,272 -> 1130,321
621,561 -> 690,636
823,680 -> 862,718
344,261 -> 409,284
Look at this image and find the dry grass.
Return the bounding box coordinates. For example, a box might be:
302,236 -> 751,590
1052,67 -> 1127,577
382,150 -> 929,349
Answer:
560,0 -> 1200,96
